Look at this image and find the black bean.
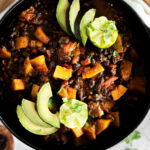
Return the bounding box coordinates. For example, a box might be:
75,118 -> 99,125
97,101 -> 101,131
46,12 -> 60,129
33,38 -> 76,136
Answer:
78,88 -> 84,101
89,79 -> 96,88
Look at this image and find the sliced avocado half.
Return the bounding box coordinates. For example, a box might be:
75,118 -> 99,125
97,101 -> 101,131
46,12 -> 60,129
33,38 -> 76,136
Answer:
56,0 -> 70,35
37,82 -> 60,128
69,0 -> 80,35
22,99 -> 50,128
75,8 -> 96,46
16,105 -> 58,135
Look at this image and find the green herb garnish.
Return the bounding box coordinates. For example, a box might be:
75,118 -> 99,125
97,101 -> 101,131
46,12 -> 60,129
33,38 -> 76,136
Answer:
112,50 -> 118,57
62,98 -> 72,104
89,114 -> 94,118
95,94 -> 99,98
57,86 -> 64,94
70,54 -> 74,57
70,103 -> 82,113
85,122 -> 89,127
124,131 -> 141,144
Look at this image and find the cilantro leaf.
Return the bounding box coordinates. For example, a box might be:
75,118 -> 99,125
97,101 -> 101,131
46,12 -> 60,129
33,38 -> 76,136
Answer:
84,122 -> 89,127
112,50 -> 118,57
125,131 -> 141,144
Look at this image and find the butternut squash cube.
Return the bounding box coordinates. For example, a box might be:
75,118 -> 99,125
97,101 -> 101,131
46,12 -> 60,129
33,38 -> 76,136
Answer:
12,79 -> 25,91
111,85 -> 127,101
113,34 -> 123,53
110,112 -> 120,127
53,66 -> 72,80
34,27 -> 50,44
96,119 -> 111,135
15,36 -> 29,49
67,87 -> 76,99
0,46 -> 11,58
83,124 -> 96,140
58,88 -> 68,98
31,55 -> 48,73
72,128 -> 83,138
24,57 -> 34,76
31,84 -> 40,100
120,60 -> 133,81
82,64 -> 104,79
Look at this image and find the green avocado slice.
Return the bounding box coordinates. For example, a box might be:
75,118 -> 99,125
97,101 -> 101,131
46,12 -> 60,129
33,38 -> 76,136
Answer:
80,9 -> 96,46
69,0 -> 80,35
22,99 -> 50,128
56,0 -> 70,35
16,105 -> 58,135
37,82 -> 60,128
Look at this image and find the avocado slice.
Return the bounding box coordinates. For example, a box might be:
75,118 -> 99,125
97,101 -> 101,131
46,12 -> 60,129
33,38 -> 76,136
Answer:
56,0 -> 70,35
69,0 -> 80,35
75,8 -> 96,46
37,82 -> 60,128
16,105 -> 58,135
22,99 -> 50,128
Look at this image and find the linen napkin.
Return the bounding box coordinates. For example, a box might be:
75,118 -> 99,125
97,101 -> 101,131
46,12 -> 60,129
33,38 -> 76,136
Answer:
123,0 -> 150,28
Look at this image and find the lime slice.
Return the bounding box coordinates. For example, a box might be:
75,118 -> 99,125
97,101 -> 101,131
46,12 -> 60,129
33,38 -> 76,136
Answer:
87,16 -> 118,49
59,98 -> 88,128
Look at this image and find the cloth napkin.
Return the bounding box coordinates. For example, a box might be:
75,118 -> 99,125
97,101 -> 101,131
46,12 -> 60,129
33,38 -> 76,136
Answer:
123,0 -> 150,28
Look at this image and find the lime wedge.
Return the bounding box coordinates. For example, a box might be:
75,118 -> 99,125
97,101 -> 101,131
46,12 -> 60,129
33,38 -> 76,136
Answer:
87,16 -> 118,49
59,98 -> 88,128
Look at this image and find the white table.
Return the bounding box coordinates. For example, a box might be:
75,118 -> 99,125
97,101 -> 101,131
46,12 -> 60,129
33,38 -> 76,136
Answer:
0,0 -> 150,149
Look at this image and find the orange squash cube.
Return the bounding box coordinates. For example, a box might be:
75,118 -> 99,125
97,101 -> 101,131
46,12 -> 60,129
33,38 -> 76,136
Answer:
34,27 -> 50,44
72,128 -> 83,138
96,119 -> 111,135
53,66 -> 72,80
58,88 -> 68,98
31,84 -> 40,100
12,79 -> 25,91
31,55 -> 48,73
0,46 -> 11,58
111,85 -> 127,101
24,57 -> 34,76
110,112 -> 120,127
83,124 -> 96,140
67,87 -> 76,99
120,60 -> 133,81
113,34 -> 123,53
15,36 -> 29,49
82,64 -> 104,79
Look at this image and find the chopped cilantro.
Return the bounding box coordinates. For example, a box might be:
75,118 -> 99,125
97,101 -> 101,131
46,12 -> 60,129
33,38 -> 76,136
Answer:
124,131 -> 141,144
95,94 -> 99,98
112,50 -> 118,57
70,103 -> 82,113
88,23 -> 95,31
57,86 -> 64,94
70,54 -> 74,57
62,115 -> 66,121
89,114 -> 94,118
62,98 -> 72,104
84,122 -> 89,127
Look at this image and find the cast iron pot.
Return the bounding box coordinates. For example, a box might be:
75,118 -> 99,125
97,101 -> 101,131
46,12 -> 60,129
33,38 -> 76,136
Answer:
0,0 -> 150,150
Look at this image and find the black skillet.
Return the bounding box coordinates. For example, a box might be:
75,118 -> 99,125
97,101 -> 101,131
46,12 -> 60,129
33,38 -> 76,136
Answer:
0,0 -> 150,150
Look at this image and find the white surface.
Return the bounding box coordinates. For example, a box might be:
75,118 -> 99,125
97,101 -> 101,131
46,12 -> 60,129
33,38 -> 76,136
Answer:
123,0 -> 150,28
0,0 -> 150,150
